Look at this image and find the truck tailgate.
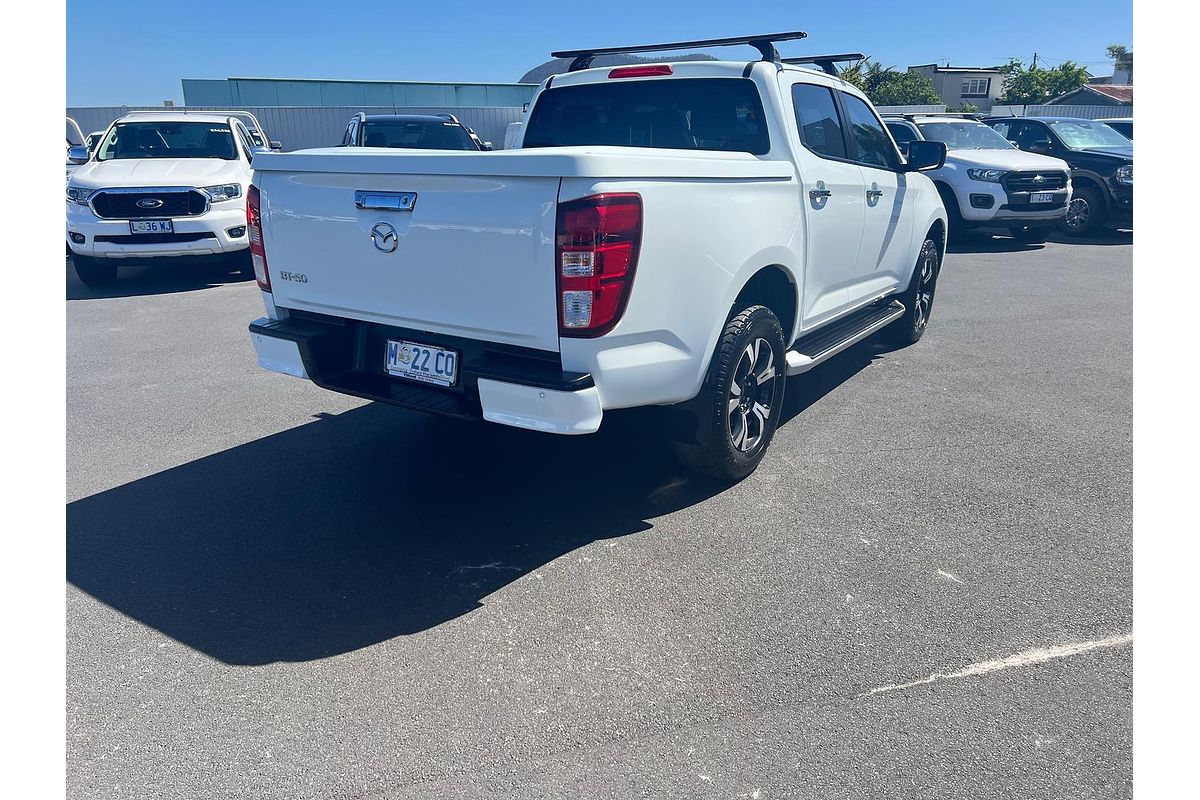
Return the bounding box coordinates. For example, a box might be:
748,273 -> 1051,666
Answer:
256,167 -> 561,352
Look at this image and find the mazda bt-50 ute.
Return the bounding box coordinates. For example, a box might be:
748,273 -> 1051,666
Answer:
246,33 -> 948,479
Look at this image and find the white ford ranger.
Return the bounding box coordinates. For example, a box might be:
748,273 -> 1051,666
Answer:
65,111 -> 274,286
247,33 -> 949,479
883,115 -> 1072,243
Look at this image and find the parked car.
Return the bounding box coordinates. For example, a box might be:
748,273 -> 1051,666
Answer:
1103,117 -> 1133,140
248,34 -> 948,479
984,116 -> 1132,236
65,111 -> 267,286
339,113 -> 489,150
884,114 -> 1071,243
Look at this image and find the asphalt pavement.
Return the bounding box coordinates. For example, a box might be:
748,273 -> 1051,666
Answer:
66,231 -> 1132,799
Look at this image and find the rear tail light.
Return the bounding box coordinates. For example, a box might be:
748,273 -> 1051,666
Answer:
247,184 -> 270,292
608,65 -> 673,79
555,193 -> 642,337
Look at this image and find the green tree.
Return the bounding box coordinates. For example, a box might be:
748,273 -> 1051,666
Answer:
999,58 -> 1088,104
1106,44 -> 1132,81
840,60 -> 942,106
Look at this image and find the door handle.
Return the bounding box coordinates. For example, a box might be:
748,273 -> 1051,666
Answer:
809,188 -> 833,199
866,189 -> 884,199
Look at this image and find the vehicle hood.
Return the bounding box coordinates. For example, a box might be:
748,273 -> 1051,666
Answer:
69,158 -> 246,189
1075,145 -> 1133,161
947,148 -> 1070,172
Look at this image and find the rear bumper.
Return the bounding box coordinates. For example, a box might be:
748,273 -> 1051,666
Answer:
249,314 -> 603,435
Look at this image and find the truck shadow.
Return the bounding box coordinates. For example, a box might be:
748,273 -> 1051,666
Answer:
67,348 -> 873,666
66,255 -> 253,301
66,403 -> 722,665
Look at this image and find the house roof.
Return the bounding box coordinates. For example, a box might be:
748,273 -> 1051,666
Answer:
1048,84 -> 1133,105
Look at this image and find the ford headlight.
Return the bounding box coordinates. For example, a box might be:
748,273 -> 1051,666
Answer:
1115,165 -> 1132,185
201,183 -> 242,202
66,186 -> 95,205
967,168 -> 1006,182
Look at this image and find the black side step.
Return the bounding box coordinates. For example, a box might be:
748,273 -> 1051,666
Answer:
785,299 -> 905,375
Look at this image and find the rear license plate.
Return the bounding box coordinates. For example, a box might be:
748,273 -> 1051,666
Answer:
129,219 -> 173,234
1031,192 -> 1055,204
385,340 -> 459,388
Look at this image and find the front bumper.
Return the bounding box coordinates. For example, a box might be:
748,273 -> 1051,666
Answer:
959,184 -> 1069,225
66,202 -> 249,259
249,313 -> 603,435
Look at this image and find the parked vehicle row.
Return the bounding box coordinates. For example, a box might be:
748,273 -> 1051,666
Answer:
884,114 -> 1071,244
983,116 -> 1132,237
246,33 -> 950,479
338,112 -> 493,150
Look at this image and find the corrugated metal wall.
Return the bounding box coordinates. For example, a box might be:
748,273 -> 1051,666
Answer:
66,106 -> 527,151
989,104 -> 1132,120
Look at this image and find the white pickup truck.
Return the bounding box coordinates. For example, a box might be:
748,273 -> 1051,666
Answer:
248,34 -> 948,478
65,111 -> 277,286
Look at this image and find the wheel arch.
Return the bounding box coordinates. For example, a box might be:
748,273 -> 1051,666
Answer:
732,263 -> 800,346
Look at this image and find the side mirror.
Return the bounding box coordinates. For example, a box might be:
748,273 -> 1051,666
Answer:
268,141 -> 282,150
904,140 -> 946,172
67,145 -> 89,165
481,141 -> 494,151
1028,140 -> 1052,155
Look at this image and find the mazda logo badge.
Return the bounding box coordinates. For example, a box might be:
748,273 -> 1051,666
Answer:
371,222 -> 398,253
136,198 -> 164,209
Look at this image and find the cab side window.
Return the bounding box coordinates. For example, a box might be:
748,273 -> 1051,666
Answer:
839,92 -> 900,170
790,83 -> 847,159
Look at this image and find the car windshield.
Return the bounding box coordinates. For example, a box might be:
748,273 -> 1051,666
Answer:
1049,120 -> 1131,149
361,120 -> 478,150
97,122 -> 238,161
522,78 -> 770,155
915,121 -> 1014,150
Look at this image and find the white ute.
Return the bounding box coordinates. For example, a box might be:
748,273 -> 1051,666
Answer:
65,111 -> 275,286
248,33 -> 949,479
883,114 -> 1072,243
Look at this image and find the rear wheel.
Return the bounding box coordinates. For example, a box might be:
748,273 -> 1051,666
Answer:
882,237 -> 939,348
675,305 -> 786,481
72,255 -> 117,287
1061,186 -> 1106,237
1009,224 -> 1051,243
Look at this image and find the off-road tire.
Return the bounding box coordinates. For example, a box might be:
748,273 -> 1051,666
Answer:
882,237 -> 940,348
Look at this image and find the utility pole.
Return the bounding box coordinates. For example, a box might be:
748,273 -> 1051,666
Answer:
1031,52 -> 1038,69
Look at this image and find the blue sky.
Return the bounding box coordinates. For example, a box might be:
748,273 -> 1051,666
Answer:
66,0 -> 1131,106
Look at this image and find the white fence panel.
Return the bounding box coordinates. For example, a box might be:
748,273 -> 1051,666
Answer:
989,104 -> 1132,120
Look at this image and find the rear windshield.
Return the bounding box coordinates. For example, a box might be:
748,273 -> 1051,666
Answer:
523,78 -> 770,155
361,120 -> 478,151
97,122 -> 238,161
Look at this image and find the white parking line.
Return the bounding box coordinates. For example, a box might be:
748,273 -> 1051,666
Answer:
863,633 -> 1133,697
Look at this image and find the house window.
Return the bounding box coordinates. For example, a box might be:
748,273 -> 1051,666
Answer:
961,78 -> 991,97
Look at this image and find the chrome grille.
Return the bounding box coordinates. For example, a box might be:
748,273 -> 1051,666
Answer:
1003,171 -> 1069,192
90,189 -> 208,219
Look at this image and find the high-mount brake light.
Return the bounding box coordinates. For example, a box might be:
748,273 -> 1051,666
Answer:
247,184 -> 270,292
608,65 -> 673,79
556,194 -> 642,337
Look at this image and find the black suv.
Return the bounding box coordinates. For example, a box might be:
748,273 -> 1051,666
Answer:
339,113 -> 492,151
984,116 -> 1132,236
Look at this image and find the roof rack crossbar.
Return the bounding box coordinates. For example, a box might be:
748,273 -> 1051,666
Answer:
779,52 -> 865,76
552,30 -> 808,72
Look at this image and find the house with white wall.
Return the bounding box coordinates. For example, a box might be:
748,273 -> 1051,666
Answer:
907,63 -> 1005,110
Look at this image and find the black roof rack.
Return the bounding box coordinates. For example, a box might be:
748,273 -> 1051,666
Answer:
552,30 -> 808,72
780,52 -> 865,76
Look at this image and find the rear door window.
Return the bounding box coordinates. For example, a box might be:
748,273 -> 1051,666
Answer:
838,92 -> 900,170
523,78 -> 770,155
790,83 -> 847,159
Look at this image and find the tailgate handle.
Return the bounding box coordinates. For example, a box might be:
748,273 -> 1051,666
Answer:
354,191 -> 417,212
